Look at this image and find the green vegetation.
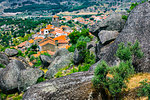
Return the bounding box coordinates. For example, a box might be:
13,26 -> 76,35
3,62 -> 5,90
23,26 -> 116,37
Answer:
33,57 -> 42,68
122,15 -> 128,21
122,0 -> 147,21
37,77 -> 46,83
0,64 -> 5,68
116,41 -> 143,61
41,52 -> 51,57
69,29 -> 91,44
30,56 -> 35,62
17,50 -> 25,57
92,40 -> 143,99
0,92 -> 23,100
55,29 -> 95,78
0,18 -> 51,47
137,79 -> 150,99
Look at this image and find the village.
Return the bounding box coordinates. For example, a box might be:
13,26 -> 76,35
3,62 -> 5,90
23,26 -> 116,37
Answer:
15,14 -> 109,58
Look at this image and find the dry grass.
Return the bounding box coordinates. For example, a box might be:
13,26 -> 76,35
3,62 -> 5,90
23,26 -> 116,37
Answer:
126,73 -> 150,90
123,73 -> 150,100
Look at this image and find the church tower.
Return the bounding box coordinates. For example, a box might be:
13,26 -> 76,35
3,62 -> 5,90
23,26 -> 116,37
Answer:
52,15 -> 59,27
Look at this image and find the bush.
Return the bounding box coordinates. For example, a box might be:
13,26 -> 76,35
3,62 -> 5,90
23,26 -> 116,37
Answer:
68,45 -> 76,52
92,60 -> 109,88
76,41 -> 87,51
37,77 -> 46,83
122,15 -> 128,21
33,57 -> 42,67
116,40 -> 143,61
0,64 -> 5,68
17,50 -> 25,57
92,41 -> 143,98
69,29 -> 90,44
137,79 -> 150,99
0,92 -> 7,100
30,56 -> 35,61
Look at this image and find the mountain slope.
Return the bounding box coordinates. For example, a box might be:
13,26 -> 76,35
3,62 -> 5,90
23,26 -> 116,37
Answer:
0,0 -> 141,15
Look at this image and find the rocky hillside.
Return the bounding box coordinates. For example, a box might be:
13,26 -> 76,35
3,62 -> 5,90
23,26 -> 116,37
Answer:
0,1 -> 150,100
0,0 -> 141,15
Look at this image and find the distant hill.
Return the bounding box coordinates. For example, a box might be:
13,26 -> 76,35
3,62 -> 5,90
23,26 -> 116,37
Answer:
0,0 -> 142,15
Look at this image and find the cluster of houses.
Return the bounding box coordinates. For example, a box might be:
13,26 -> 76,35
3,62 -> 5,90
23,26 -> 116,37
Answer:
17,15 -> 72,56
60,14 -> 109,26
16,14 -> 108,57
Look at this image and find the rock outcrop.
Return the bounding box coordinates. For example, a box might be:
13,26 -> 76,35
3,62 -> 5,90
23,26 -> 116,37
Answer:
0,59 -> 44,93
40,55 -> 52,68
0,68 -> 3,72
89,12 -> 127,37
73,49 -> 84,64
98,30 -> 119,44
53,48 -> 69,59
23,72 -> 101,100
18,68 -> 44,91
0,60 -> 26,93
0,52 -> 9,66
98,2 -> 150,72
5,48 -> 18,57
46,52 -> 74,79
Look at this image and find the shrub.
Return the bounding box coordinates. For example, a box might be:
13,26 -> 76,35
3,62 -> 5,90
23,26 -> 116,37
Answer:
116,40 -> 143,61
78,63 -> 91,72
17,50 -> 25,57
68,45 -> 76,52
0,64 -> 5,68
37,77 -> 46,83
30,56 -> 35,61
0,92 -> 7,100
122,15 -> 128,21
33,57 -> 42,67
137,79 -> 150,99
69,29 -> 90,44
92,41 -> 143,98
76,41 -> 87,51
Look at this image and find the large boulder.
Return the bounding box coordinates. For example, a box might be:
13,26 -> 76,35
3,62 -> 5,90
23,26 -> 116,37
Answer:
46,53 -> 73,79
40,55 -> 52,68
0,68 -> 3,72
89,12 -> 127,37
53,48 -> 69,59
73,49 -> 84,64
0,52 -> 9,66
5,48 -> 18,57
0,60 -> 26,93
98,30 -> 119,44
99,2 -> 150,72
18,68 -> 44,91
18,56 -> 31,68
23,72 -> 101,100
96,43 -> 111,62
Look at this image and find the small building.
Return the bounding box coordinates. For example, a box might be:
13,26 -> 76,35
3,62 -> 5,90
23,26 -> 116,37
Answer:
52,15 -> 60,27
39,25 -> 55,35
54,35 -> 69,48
38,37 -> 56,52
33,37 -> 44,45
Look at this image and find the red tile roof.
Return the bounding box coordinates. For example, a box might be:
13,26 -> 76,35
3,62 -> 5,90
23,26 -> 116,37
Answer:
54,35 -> 67,41
18,41 -> 27,47
39,39 -> 56,47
